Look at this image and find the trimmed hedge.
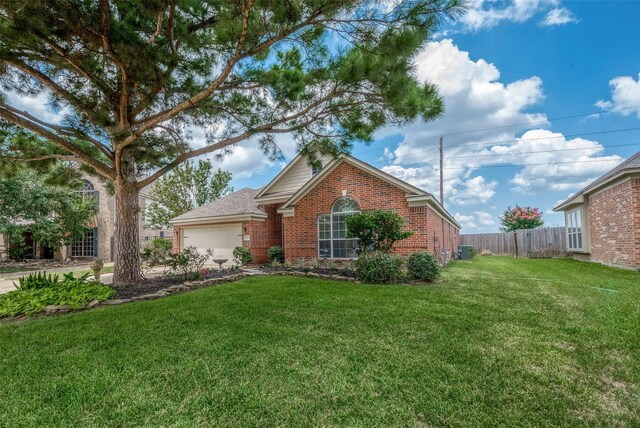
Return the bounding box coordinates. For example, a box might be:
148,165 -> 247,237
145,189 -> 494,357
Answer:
354,251 -> 404,284
267,246 -> 285,263
407,251 -> 440,282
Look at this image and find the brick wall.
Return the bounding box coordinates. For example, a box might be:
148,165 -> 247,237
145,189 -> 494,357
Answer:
172,227 -> 181,252
243,204 -> 283,263
282,162 -> 459,261
585,178 -> 640,268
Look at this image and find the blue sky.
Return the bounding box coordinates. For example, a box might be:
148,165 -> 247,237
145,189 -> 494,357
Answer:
5,1 -> 640,233
226,0 -> 640,232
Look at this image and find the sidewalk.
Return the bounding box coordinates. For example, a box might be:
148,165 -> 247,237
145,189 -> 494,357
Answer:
0,263 -> 109,280
0,265 -> 166,295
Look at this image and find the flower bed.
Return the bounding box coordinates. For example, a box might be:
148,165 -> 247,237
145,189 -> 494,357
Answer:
1,269 -> 249,321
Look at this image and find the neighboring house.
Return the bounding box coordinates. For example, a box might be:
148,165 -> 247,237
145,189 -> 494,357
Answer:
170,154 -> 460,264
554,151 -> 640,269
0,176 -> 170,262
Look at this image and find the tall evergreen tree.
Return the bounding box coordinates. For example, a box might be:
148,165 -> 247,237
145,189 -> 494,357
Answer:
145,160 -> 233,229
0,0 -> 462,286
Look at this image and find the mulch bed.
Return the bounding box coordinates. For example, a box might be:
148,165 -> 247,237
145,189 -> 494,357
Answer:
260,266 -> 357,278
113,269 -> 241,299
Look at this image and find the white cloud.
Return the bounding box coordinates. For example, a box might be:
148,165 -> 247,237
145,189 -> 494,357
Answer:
595,73 -> 640,118
4,91 -> 70,124
453,176 -> 498,205
379,40 -> 621,205
502,129 -> 622,193
380,39 -> 545,204
540,7 -> 579,27
454,210 -> 497,231
459,0 -> 576,31
190,124 -> 300,179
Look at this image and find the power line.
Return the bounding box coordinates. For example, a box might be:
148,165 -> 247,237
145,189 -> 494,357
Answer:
362,125 -> 640,169
369,141 -> 640,170
352,104 -> 640,157
398,158 -> 624,180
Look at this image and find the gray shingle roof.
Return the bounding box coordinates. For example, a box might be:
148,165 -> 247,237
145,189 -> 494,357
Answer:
579,151 -> 640,194
170,188 -> 265,222
555,151 -> 640,209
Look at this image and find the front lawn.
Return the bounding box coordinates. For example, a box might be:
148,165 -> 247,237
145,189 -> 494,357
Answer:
0,266 -> 26,274
0,257 -> 638,426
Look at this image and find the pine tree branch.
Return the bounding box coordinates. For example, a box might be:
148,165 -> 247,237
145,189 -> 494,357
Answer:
0,103 -> 114,160
146,11 -> 164,45
28,32 -> 114,98
4,58 -> 108,131
0,104 -> 115,178
99,0 -> 130,129
127,0 -> 256,144
136,89 -> 340,188
3,154 -> 78,162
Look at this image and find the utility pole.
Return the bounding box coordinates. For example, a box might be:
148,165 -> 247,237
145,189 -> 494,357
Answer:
439,136 -> 444,206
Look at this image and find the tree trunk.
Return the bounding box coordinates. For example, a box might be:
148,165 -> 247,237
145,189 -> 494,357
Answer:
113,179 -> 142,287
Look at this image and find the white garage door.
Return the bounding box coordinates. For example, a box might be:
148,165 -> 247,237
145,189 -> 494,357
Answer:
182,224 -> 242,266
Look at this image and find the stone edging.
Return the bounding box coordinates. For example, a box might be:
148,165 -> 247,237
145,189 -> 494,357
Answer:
38,272 -> 251,317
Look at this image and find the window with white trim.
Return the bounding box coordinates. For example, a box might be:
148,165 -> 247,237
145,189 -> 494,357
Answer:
566,208 -> 583,251
318,197 -> 359,258
78,180 -> 95,199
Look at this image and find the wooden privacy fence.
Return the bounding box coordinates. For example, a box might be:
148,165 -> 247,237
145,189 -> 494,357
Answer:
460,227 -> 568,258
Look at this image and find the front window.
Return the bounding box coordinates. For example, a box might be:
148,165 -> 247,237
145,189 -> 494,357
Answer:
318,197 -> 359,258
566,208 -> 582,251
72,228 -> 97,257
78,180 -> 95,199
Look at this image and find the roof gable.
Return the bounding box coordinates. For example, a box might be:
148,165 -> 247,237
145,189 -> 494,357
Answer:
278,155 -> 460,228
170,188 -> 266,224
554,151 -> 640,211
255,153 -> 334,201
279,155 -> 427,210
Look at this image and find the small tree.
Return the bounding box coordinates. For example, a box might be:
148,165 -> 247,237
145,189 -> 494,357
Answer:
499,205 -> 544,232
0,169 -> 97,259
145,160 -> 233,229
346,210 -> 413,253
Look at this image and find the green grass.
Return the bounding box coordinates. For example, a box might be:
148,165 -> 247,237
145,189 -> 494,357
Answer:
3,265 -> 115,281
0,257 -> 638,426
0,267 -> 28,274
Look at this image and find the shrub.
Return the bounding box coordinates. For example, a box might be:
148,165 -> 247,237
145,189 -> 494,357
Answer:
267,246 -> 285,263
407,252 -> 440,282
0,273 -> 114,317
167,246 -> 212,280
346,210 -> 413,253
14,271 -> 60,290
354,251 -> 404,284
233,246 -> 253,266
141,238 -> 173,269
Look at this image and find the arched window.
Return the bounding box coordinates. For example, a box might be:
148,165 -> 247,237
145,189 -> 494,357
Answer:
318,197 -> 360,258
78,180 -> 95,199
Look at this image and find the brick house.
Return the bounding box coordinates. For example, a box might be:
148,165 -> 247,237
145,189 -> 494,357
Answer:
170,154 -> 460,264
554,151 -> 640,269
0,175 -> 170,262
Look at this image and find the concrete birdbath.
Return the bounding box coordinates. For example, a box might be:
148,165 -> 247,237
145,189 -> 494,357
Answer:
211,259 -> 228,270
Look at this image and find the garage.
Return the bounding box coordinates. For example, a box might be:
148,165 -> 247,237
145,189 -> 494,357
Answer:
181,223 -> 242,265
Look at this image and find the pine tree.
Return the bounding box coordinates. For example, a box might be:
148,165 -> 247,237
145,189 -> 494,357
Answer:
0,0 -> 462,286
